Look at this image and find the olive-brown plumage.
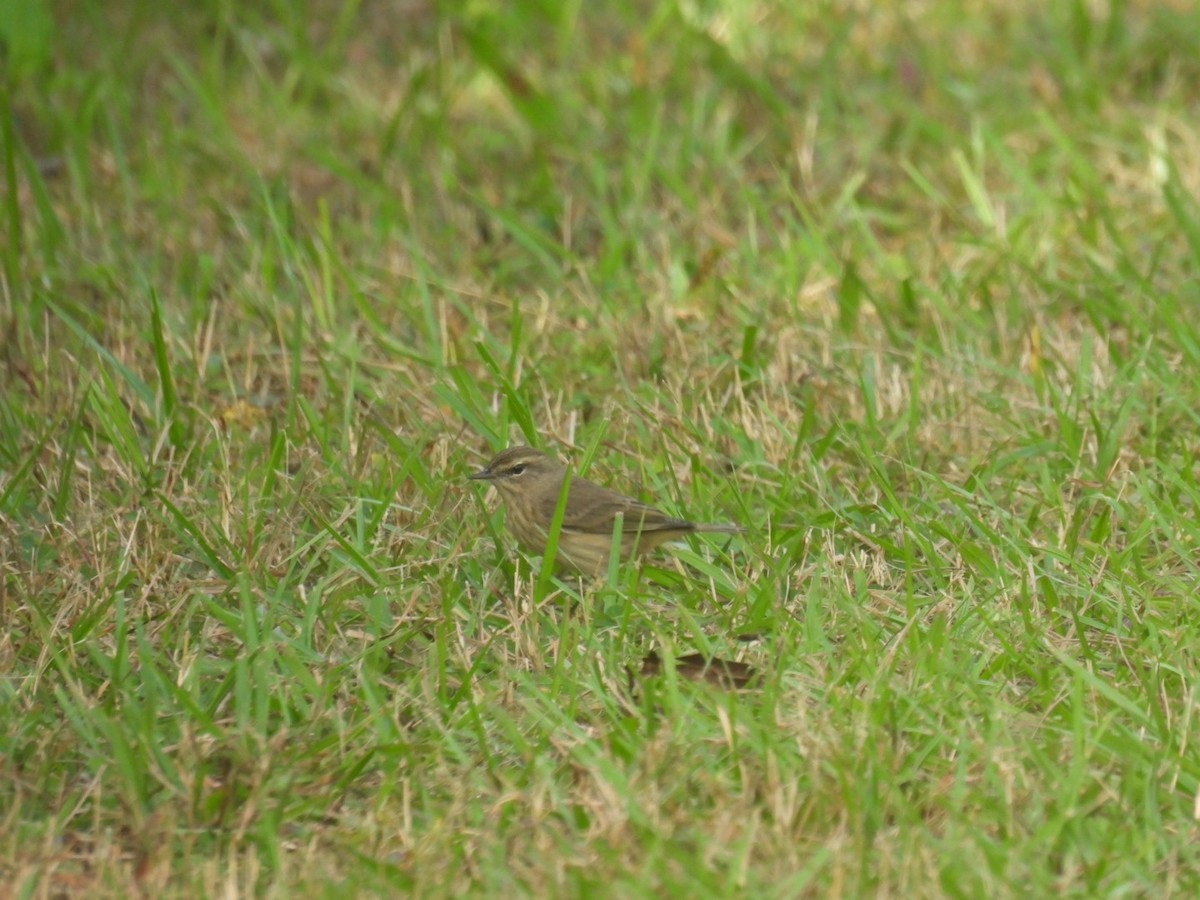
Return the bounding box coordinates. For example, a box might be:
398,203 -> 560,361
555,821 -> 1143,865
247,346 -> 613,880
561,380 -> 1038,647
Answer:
469,446 -> 740,575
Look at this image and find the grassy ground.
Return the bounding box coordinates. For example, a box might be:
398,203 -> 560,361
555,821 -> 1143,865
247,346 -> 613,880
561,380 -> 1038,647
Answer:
4,0 -> 1200,895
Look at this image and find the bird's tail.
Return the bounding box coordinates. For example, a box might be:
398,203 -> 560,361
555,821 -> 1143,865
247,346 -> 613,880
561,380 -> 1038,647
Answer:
695,522 -> 743,534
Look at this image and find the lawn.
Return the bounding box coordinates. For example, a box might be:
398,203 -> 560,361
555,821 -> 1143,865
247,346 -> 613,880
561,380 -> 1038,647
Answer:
3,0 -> 1200,895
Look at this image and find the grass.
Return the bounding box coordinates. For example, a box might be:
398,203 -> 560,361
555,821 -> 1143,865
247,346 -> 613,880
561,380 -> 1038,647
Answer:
3,0 -> 1200,895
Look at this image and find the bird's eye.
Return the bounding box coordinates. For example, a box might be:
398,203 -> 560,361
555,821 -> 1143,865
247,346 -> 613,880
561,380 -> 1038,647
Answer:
510,464 -> 527,475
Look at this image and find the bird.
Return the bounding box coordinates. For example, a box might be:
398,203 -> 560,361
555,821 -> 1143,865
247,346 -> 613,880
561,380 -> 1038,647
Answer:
468,445 -> 741,575
637,651 -> 758,689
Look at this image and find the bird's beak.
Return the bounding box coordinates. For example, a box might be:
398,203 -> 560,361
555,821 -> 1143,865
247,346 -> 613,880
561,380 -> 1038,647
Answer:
468,468 -> 494,481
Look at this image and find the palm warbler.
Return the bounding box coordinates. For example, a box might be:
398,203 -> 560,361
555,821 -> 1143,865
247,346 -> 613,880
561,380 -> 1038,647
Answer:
469,445 -> 741,574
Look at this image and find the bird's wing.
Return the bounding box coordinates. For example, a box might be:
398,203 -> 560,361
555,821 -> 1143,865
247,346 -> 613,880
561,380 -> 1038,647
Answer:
555,480 -> 691,534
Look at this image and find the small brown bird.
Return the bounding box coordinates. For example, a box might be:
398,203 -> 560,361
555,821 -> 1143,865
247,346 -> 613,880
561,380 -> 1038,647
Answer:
469,445 -> 741,575
637,651 -> 759,689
